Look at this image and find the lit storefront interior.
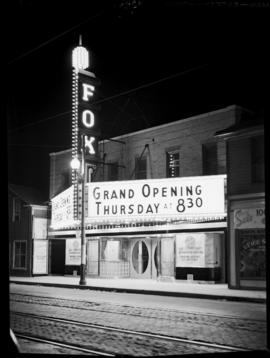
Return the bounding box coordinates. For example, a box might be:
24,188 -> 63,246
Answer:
85,231 -> 226,282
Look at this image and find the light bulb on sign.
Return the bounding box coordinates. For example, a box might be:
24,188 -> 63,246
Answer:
72,36 -> 89,70
70,157 -> 81,171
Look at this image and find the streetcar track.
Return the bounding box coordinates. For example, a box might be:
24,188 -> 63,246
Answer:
11,311 -> 247,353
10,292 -> 265,323
15,333 -> 115,356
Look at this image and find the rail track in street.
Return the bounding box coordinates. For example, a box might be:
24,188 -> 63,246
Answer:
11,311 -> 247,355
10,291 -> 267,355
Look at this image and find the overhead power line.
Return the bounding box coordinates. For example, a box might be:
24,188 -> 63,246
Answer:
8,10 -> 105,65
8,63 -> 208,135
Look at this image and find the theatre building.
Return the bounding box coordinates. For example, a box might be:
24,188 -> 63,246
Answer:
49,105 -> 248,283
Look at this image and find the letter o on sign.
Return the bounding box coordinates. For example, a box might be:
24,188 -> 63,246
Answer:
82,110 -> 95,128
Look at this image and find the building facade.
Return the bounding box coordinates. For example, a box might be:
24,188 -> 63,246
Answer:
215,116 -> 265,290
48,105 -> 250,283
9,184 -> 49,277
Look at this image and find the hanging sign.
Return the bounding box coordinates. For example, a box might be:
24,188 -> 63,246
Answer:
51,186 -> 74,228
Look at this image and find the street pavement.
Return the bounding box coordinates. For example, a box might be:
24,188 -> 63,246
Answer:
9,275 -> 267,303
10,284 -> 268,354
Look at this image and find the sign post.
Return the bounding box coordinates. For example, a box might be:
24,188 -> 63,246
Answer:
71,36 -> 99,285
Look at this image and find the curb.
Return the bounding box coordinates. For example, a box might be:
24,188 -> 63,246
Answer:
10,280 -> 266,304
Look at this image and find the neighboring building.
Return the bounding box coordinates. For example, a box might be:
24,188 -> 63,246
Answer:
48,105 -> 249,283
8,183 -> 50,277
215,113 -> 265,290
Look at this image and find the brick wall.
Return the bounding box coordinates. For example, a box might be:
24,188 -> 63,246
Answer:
96,105 -> 237,181
49,105 -> 246,192
227,136 -> 265,195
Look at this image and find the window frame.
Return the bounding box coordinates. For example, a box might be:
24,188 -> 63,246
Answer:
202,141 -> 218,175
166,149 -> 180,178
134,156 -> 147,179
13,240 -> 27,270
12,197 -> 21,223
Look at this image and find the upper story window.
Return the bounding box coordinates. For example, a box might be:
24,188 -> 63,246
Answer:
251,135 -> 264,183
86,164 -> 96,183
12,198 -> 21,222
202,142 -> 218,175
135,157 -> 147,179
166,151 -> 180,177
13,241 -> 27,269
108,162 -> 119,181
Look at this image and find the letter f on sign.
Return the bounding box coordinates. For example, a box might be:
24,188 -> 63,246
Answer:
82,83 -> 95,101
84,136 -> 96,155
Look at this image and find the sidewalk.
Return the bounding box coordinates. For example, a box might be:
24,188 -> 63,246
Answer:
10,275 -> 266,303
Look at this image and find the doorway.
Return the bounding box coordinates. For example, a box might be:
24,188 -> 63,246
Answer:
50,239 -> 65,275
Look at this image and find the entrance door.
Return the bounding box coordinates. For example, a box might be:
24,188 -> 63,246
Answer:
87,240 -> 99,275
50,240 -> 65,275
160,237 -> 175,277
130,238 -> 151,278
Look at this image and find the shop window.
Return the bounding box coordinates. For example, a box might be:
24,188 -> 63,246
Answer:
13,241 -> 27,269
237,229 -> 265,280
132,241 -> 149,274
202,142 -> 217,175
166,151 -> 180,177
251,136 -> 264,183
108,162 -> 119,181
12,198 -> 21,222
135,157 -> 147,179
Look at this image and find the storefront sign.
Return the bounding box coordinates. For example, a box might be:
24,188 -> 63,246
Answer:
33,240 -> 48,274
87,175 -> 226,223
176,232 -> 222,268
176,233 -> 205,267
65,238 -> 81,265
51,186 -> 74,228
234,208 -> 265,229
33,218 -> 48,239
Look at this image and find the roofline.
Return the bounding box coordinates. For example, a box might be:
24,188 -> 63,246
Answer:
49,104 -> 248,156
50,148 -> 72,156
100,104 -> 243,144
215,124 -> 264,139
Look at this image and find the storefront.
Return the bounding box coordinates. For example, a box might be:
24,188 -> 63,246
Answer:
229,196 -> 265,289
49,175 -> 227,283
84,229 -> 226,282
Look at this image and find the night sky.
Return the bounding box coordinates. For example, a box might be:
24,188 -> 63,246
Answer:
6,0 -> 269,199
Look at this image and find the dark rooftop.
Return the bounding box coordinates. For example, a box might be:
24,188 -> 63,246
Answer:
8,183 -> 48,206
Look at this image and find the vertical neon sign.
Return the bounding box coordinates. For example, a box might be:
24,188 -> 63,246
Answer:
71,37 -> 99,220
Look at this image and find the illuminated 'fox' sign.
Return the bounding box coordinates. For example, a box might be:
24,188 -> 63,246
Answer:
72,69 -> 99,161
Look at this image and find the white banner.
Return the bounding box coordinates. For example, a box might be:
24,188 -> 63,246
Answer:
33,240 -> 48,274
65,238 -> 81,265
176,233 -> 205,267
33,218 -> 47,239
51,186 -> 74,228
87,175 -> 226,223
